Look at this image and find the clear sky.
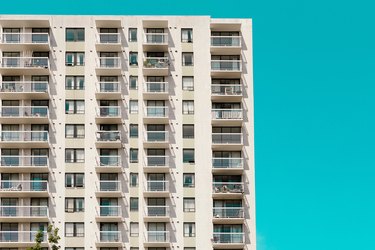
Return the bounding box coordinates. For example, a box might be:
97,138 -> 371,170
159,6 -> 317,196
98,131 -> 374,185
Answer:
1,0 -> 375,249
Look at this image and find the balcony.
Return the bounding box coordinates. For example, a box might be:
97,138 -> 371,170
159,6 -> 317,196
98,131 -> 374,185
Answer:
143,33 -> 168,51
0,231 -> 48,247
144,156 -> 169,173
144,180 -> 169,197
143,57 -> 169,76
0,206 -> 49,222
95,131 -> 121,148
95,181 -> 122,197
213,207 -> 244,223
0,33 -> 50,50
96,156 -> 122,173
143,106 -> 169,123
0,131 -> 49,148
144,206 -> 170,222
96,33 -> 121,51
96,231 -> 122,247
210,36 -> 241,54
144,231 -> 170,247
0,106 -> 49,124
211,84 -> 242,101
96,206 -> 122,222
212,158 -> 243,173
0,180 -> 49,197
0,81 -> 49,99
211,60 -> 241,77
96,82 -> 121,99
0,155 -> 49,173
96,57 -> 121,75
212,232 -> 245,247
212,182 -> 244,198
0,57 -> 49,74
143,131 -> 169,148
212,109 -> 243,125
96,106 -> 122,123
143,82 -> 169,100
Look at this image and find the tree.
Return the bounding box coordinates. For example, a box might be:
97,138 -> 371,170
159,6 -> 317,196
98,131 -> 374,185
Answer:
28,224 -> 61,250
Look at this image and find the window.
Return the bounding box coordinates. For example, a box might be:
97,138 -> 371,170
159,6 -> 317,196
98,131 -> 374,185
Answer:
65,223 -> 84,237
65,248 -> 84,250
130,222 -> 139,237
183,173 -> 195,187
129,100 -> 139,114
183,198 -> 195,212
65,100 -> 85,114
129,76 -> 138,90
130,173 -> 138,187
129,28 -> 137,42
184,248 -> 196,250
65,198 -> 84,212
184,223 -> 196,237
182,76 -> 194,91
183,101 -> 194,114
65,149 -> 84,163
183,149 -> 195,163
129,52 -> 138,66
181,28 -> 193,43
65,173 -> 84,188
66,28 -> 85,42
130,197 -> 138,211
182,53 -> 194,66
65,52 -> 85,66
130,148 -> 138,163
130,124 -> 138,138
65,124 -> 85,138
183,125 -> 194,139
65,76 -> 84,90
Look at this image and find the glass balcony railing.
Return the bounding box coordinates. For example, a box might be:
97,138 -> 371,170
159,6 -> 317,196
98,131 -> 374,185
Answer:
97,33 -> 120,44
144,131 -> 168,142
98,57 -> 120,68
1,33 -> 49,44
0,155 -> 48,167
211,109 -> 243,120
144,106 -> 168,118
211,36 -> 241,47
99,206 -> 121,217
1,106 -> 48,118
144,33 -> 168,44
98,181 -> 120,192
211,84 -> 242,96
0,231 -> 47,243
145,180 -> 168,192
1,57 -> 49,68
144,82 -> 168,93
0,131 -> 48,142
0,81 -> 48,93
212,232 -> 244,244
0,206 -> 48,217
96,131 -> 121,142
99,231 -> 121,242
212,182 -> 244,194
97,82 -> 120,93
213,207 -> 244,218
98,156 -> 121,167
98,106 -> 120,117
145,206 -> 169,217
145,156 -> 168,167
211,60 -> 241,71
212,133 -> 242,144
0,180 -> 48,192
145,231 -> 169,243
143,57 -> 169,69
212,158 -> 243,169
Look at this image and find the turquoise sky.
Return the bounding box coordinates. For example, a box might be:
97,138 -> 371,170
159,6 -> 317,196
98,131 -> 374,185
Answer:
2,0 -> 375,249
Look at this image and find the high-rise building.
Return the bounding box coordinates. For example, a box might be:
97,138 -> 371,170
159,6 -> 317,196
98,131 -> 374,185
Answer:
0,15 -> 254,250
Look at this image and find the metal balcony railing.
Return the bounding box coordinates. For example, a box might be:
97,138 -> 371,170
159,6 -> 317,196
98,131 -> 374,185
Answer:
144,131 -> 168,142
212,158 -> 243,169
97,106 -> 120,117
96,131 -> 121,142
1,106 -> 48,118
0,81 -> 48,93
211,60 -> 241,71
97,82 -> 120,93
145,180 -> 169,192
144,33 -> 168,44
98,57 -> 120,68
144,106 -> 168,118
213,207 -> 244,218
0,206 -> 48,217
211,36 -> 241,47
98,181 -> 120,192
144,82 -> 168,93
0,57 -> 49,68
99,231 -> 121,242
0,231 -> 47,243
211,109 -> 243,120
211,84 -> 242,96
0,155 -> 48,167
212,182 -> 244,194
212,232 -> 244,244
97,33 -> 120,44
143,57 -> 169,69
145,206 -> 169,217
0,131 -> 48,142
212,133 -> 242,144
99,205 -> 121,217
0,180 -> 48,192
145,231 -> 169,243
145,156 -> 168,167
1,33 -> 49,44
98,156 -> 121,167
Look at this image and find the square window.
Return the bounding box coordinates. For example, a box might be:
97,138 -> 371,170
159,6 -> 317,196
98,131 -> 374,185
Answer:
183,173 -> 195,187
183,125 -> 194,139
183,198 -> 195,212
183,149 -> 195,163
183,101 -> 194,114
184,223 -> 196,237
182,53 -> 194,66
182,76 -> 194,91
181,28 -> 193,43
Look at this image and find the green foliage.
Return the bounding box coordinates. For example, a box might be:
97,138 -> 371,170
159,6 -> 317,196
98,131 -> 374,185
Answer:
28,224 -> 61,250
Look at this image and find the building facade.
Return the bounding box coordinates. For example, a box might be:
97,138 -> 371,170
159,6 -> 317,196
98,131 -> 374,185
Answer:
0,15 -> 254,250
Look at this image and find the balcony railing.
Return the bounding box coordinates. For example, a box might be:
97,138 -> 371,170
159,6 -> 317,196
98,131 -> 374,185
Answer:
1,57 -> 49,68
99,231 -> 121,242
145,180 -> 169,192
212,158 -> 243,169
99,205 -> 121,217
212,133 -> 242,144
211,36 -> 241,47
211,84 -> 242,96
97,82 -> 120,93
98,181 -> 120,192
145,156 -> 168,166
143,57 -> 169,69
211,109 -> 243,120
144,33 -> 168,44
212,182 -> 244,194
0,180 -> 48,192
144,106 -> 168,118
98,156 -> 121,167
0,231 -> 47,243
98,57 -> 120,68
96,131 -> 121,142
97,33 -> 120,44
212,232 -> 244,244
144,82 -> 168,93
145,231 -> 169,243
0,81 -> 48,93
0,131 -> 48,142
0,206 -> 48,217
211,60 -> 241,71
213,207 -> 244,218
145,206 -> 169,217
97,106 -> 120,117
1,106 -> 48,118
144,131 -> 168,142
0,155 -> 48,167
1,33 -> 49,44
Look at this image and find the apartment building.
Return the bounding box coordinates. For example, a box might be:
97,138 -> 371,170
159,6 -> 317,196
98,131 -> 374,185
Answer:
0,15 -> 254,250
